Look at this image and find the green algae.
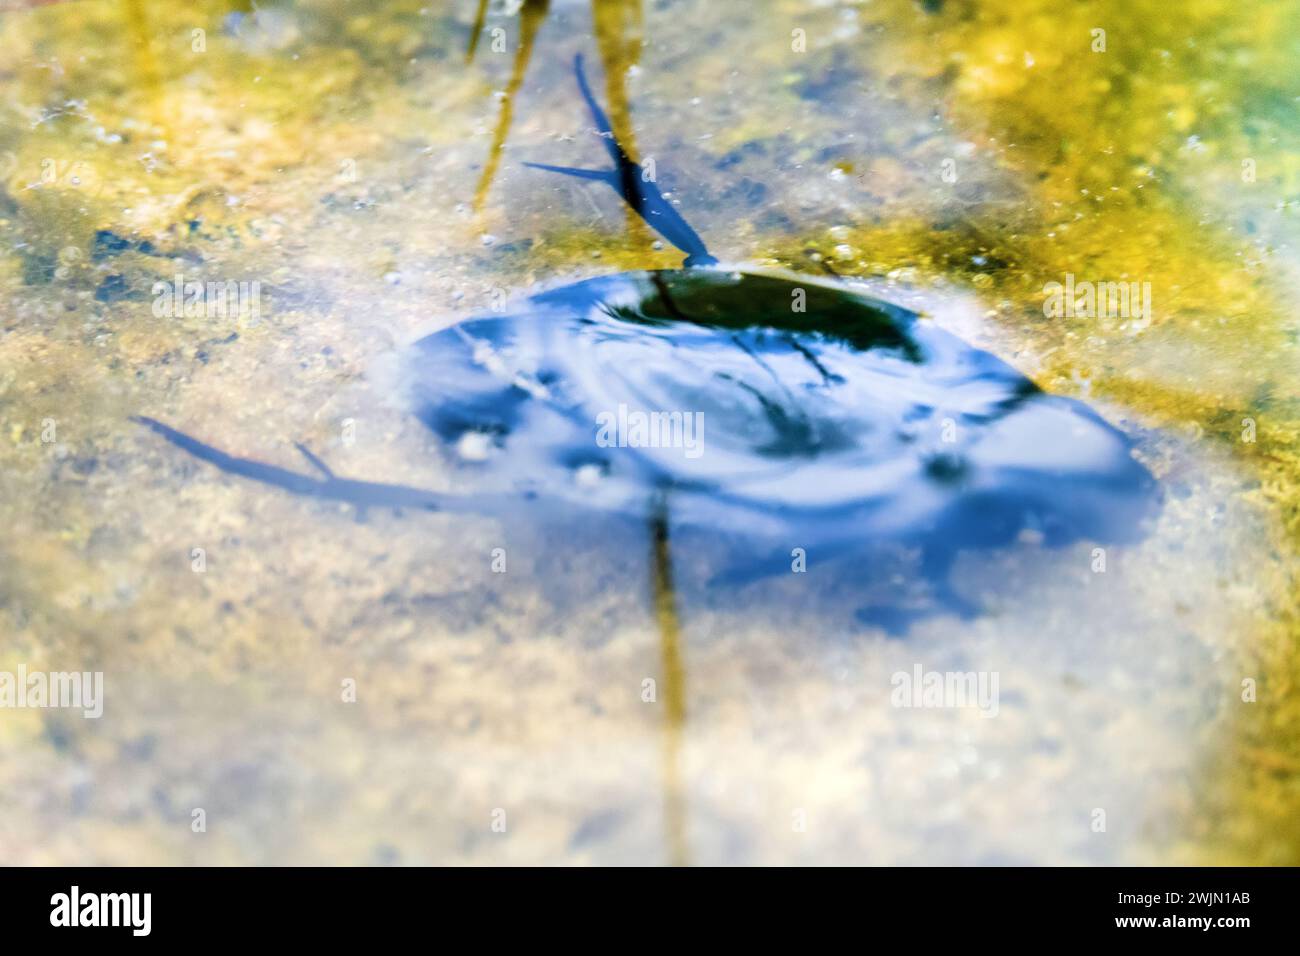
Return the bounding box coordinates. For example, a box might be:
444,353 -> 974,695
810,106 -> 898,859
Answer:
809,0 -> 1300,865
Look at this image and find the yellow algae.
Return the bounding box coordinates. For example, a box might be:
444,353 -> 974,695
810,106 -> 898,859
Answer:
817,0 -> 1300,864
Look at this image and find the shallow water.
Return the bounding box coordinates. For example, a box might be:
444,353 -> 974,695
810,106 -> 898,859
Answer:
1,0 -> 1298,864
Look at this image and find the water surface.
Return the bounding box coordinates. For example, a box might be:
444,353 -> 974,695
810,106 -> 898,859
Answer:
1,0 -> 1298,864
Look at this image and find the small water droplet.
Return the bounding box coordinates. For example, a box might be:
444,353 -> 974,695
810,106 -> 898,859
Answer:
456,432 -> 493,462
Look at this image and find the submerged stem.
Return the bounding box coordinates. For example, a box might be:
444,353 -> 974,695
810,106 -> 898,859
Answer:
649,495 -> 689,867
